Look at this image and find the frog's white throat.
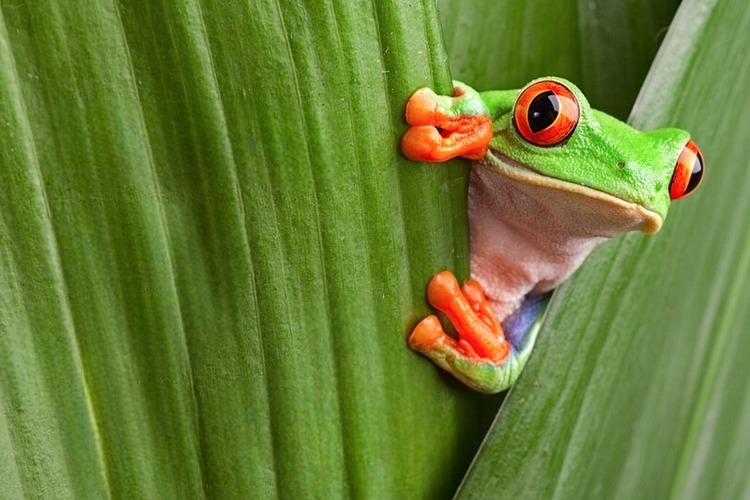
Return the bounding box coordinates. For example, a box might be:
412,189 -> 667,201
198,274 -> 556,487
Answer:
468,153 -> 662,321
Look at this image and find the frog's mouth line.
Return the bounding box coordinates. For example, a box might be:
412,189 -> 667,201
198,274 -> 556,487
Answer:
487,149 -> 663,234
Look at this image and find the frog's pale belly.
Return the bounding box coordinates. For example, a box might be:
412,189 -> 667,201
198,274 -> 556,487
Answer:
468,158 -> 658,321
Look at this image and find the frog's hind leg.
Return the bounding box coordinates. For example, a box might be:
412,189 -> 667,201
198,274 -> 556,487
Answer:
501,293 -> 550,356
409,272 -> 517,393
409,272 -> 549,393
426,271 -> 510,363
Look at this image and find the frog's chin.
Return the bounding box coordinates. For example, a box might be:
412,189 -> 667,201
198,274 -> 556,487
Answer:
486,149 -> 663,234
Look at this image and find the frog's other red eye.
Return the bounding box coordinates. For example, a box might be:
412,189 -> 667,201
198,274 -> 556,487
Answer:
669,139 -> 704,200
514,80 -> 580,147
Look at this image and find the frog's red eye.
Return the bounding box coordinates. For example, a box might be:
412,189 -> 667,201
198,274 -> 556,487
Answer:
513,80 -> 580,147
669,139 -> 704,200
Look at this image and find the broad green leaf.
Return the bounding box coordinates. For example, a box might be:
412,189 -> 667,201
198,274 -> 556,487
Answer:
0,0 -> 698,498
0,1 -> 485,497
457,0 -> 750,497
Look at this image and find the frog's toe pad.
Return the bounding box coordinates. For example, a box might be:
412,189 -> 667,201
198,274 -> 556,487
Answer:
405,88 -> 440,126
409,315 -> 447,351
401,126 -> 444,162
426,271 -> 462,311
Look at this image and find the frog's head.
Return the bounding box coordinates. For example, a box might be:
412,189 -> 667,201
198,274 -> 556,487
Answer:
486,77 -> 704,233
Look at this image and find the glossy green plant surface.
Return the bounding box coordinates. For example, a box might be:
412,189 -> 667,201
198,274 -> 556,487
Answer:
457,0 -> 750,498
0,0 -> 717,497
0,1 -> 479,497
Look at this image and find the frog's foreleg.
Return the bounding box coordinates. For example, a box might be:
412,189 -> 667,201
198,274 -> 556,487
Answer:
401,83 -> 492,162
410,271 -> 525,394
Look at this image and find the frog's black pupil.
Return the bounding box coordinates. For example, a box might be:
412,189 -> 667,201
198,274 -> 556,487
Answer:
686,150 -> 704,194
528,91 -> 559,133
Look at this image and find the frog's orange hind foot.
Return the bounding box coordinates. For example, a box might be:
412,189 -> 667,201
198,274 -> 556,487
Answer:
410,271 -> 510,366
409,315 -> 480,360
401,88 -> 493,162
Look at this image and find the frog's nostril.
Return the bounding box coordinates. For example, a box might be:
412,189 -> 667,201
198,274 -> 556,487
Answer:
616,161 -> 626,169
669,140 -> 704,200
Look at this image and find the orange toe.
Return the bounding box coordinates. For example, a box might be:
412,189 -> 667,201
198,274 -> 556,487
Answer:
409,315 -> 452,351
451,117 -> 493,160
461,279 -> 485,310
405,88 -> 440,126
426,271 -> 462,312
457,339 -> 480,360
462,278 -> 501,333
401,126 -> 444,162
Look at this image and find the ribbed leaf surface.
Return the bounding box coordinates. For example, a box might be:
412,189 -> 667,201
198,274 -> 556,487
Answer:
0,0 -> 717,497
0,0 -> 496,497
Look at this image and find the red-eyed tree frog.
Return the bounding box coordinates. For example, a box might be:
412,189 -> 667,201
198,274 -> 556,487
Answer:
401,77 -> 704,394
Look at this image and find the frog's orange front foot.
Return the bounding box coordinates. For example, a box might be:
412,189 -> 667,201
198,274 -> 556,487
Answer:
401,85 -> 493,162
409,272 -> 513,393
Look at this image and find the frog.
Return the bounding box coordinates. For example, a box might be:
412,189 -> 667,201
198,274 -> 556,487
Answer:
401,77 -> 704,394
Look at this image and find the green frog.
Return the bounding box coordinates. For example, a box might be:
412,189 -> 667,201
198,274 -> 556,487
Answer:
401,77 -> 704,393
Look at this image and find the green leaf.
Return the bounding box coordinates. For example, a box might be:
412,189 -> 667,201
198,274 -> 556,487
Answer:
4,0 -> 736,497
0,1 -> 484,497
456,0 -> 750,497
